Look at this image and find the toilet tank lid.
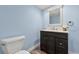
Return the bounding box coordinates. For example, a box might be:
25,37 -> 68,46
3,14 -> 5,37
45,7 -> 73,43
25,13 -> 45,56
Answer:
1,36 -> 25,44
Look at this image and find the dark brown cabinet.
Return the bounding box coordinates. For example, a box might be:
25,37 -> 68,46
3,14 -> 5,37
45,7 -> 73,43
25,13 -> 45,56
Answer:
40,31 -> 68,54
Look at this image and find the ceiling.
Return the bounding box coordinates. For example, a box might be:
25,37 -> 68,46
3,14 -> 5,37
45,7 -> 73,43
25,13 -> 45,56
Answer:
36,5 -> 55,10
49,8 -> 60,16
36,5 -> 61,16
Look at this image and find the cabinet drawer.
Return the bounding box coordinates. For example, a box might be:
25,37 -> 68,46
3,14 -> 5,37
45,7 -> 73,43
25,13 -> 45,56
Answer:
55,33 -> 68,39
41,31 -> 53,36
56,38 -> 68,54
56,47 -> 68,54
56,38 -> 68,48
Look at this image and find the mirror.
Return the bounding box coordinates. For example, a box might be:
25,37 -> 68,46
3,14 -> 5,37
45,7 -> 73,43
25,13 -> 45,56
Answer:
48,5 -> 63,26
49,8 -> 60,24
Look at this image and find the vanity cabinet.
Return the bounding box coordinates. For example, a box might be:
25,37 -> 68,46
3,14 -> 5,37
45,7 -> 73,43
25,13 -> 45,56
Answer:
40,31 -> 68,54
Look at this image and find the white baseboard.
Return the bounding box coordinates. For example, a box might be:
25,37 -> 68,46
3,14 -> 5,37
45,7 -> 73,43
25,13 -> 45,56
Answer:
27,43 -> 40,52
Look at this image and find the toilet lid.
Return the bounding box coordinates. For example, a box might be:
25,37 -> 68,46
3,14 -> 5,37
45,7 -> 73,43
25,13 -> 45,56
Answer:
15,50 -> 30,54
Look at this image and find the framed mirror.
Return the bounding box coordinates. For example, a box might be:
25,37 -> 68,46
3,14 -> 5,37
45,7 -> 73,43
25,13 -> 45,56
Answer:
48,5 -> 63,26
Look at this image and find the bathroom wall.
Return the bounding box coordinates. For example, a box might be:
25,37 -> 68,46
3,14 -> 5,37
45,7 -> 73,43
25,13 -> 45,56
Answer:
63,5 -> 79,53
0,5 -> 43,53
42,10 -> 49,28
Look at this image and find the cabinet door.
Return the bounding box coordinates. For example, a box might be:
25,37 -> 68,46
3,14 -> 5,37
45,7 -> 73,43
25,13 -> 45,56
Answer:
40,36 -> 48,53
47,37 -> 56,54
40,31 -> 48,53
56,38 -> 68,54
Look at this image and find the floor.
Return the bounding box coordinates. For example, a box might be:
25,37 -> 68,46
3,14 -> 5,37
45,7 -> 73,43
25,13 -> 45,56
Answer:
30,46 -> 47,54
31,50 -> 47,54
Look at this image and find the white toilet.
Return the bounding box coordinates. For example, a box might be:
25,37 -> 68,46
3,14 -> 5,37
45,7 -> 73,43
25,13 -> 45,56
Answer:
0,36 -> 30,54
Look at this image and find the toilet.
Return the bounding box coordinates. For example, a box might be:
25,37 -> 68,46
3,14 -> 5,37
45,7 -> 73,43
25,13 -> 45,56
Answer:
0,36 -> 30,54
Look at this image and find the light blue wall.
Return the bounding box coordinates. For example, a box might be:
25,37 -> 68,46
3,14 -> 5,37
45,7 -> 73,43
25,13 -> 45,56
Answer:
42,10 -> 49,28
0,5 -> 43,53
63,5 -> 79,53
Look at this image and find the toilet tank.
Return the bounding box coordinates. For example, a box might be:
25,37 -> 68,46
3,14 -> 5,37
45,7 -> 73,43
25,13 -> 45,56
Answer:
1,36 -> 25,54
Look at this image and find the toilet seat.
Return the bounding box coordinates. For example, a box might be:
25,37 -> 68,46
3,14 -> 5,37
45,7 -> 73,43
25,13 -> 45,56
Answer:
15,50 -> 30,54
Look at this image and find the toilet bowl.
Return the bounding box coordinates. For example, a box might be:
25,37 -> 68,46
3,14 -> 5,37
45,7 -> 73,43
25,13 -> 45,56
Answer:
0,36 -> 30,54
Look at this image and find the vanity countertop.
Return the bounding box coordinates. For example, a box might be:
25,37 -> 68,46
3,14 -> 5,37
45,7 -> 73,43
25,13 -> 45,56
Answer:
41,29 -> 68,33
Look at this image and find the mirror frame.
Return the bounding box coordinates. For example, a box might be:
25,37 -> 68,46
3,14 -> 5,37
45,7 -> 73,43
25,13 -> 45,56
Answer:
47,5 -> 63,27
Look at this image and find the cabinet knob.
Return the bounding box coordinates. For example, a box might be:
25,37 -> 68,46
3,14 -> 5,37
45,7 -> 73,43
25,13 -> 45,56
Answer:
59,43 -> 63,45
